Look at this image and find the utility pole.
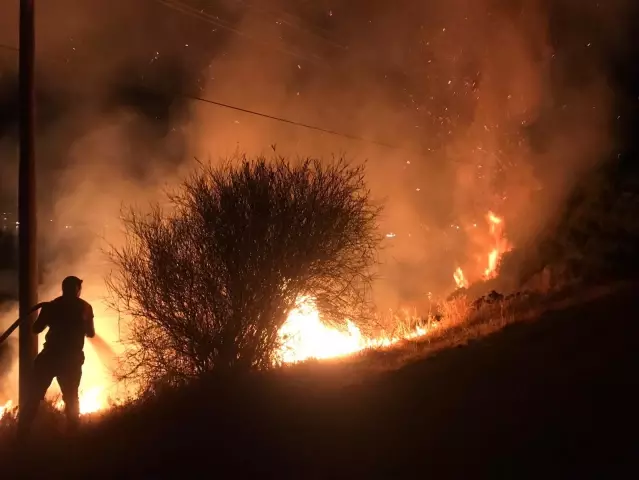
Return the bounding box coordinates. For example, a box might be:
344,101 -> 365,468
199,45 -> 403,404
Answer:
18,0 -> 38,412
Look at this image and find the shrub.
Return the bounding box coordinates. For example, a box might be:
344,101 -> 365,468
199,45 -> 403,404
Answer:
107,155 -> 382,391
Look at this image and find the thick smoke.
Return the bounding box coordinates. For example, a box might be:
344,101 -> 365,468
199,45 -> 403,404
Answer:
0,0 -> 634,399
188,0 -> 628,303
0,0 -> 238,401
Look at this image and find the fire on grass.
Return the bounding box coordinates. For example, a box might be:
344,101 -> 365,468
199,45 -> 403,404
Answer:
0,335 -> 121,420
279,211 -> 512,363
2,211 -> 511,419
277,296 -> 433,364
0,388 -> 112,420
454,211 -> 511,289
1,298 -> 435,419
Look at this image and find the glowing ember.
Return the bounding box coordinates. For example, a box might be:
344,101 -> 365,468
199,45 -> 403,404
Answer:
278,296 -> 430,363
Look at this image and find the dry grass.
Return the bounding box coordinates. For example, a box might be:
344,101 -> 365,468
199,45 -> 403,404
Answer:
0,289 -> 522,440
304,283 -> 615,380
0,399 -> 61,442
1,282 -> 623,448
0,391 -> 132,444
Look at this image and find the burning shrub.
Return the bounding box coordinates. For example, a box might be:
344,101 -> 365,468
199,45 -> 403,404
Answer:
108,155 -> 382,389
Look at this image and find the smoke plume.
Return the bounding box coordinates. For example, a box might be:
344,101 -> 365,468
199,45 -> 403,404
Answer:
0,0 -> 635,398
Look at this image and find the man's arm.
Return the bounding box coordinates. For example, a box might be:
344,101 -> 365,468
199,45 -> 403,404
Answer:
84,304 -> 96,338
32,305 -> 50,334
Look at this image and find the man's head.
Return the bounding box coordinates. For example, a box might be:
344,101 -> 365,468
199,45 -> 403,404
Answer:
61,276 -> 83,297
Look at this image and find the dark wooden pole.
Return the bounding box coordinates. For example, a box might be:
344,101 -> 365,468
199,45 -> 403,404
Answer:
18,0 -> 38,412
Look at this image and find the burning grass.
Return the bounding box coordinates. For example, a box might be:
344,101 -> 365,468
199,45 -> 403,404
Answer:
1,281 -> 636,477
276,296 -> 431,364
1,154 -> 519,421
1,279 -> 627,453
289,290 -> 549,380
0,160 -> 537,440
0,284 -> 544,411
0,289 -> 495,423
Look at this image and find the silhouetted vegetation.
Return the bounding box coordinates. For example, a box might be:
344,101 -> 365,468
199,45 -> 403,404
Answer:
498,161 -> 639,290
544,165 -> 639,282
107,155 -> 382,391
2,282 -> 637,477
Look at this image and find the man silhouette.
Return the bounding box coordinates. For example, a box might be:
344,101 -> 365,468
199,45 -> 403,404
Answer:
17,276 -> 95,439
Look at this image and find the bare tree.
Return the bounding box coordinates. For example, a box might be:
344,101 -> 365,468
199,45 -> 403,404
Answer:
107,155 -> 382,390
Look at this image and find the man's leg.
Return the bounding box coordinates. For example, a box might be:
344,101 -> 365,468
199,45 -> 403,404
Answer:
17,354 -> 55,441
56,361 -> 83,434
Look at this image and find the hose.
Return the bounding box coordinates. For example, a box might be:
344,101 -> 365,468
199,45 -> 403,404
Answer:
0,302 -> 48,347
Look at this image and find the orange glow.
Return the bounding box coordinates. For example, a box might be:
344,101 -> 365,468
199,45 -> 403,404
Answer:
483,211 -> 511,279
0,388 -> 109,420
0,400 -> 12,418
0,300 -> 123,420
42,332 -> 120,416
53,385 -> 108,415
454,267 -> 469,289
2,295 -> 436,419
277,296 -> 431,363
452,210 -> 512,288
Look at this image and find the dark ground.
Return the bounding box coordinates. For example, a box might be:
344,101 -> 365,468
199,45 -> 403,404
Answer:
3,284 -> 638,478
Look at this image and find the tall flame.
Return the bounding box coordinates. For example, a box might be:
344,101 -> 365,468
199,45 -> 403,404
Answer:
483,211 -> 511,279
452,210 -> 512,288
453,267 -> 468,289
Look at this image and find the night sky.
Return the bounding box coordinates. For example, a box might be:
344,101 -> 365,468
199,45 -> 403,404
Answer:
0,1 -> 635,168
0,0 -> 637,295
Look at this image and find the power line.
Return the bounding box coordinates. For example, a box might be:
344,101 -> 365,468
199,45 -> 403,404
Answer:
183,92 -> 402,149
154,1 -> 432,79
155,0 -> 326,66
0,6 -> 426,155
2,2 -> 333,65
229,0 -> 349,51
0,41 -> 416,153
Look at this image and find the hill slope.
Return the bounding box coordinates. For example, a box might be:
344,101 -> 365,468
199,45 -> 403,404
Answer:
4,284 -> 638,478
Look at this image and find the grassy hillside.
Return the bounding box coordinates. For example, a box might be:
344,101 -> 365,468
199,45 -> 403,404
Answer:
1,282 -> 636,478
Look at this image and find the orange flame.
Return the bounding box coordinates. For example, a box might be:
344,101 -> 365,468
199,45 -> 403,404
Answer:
2,297 -> 435,419
453,267 -> 469,289
0,400 -> 12,418
0,320 -> 122,420
277,296 -> 432,363
0,389 -> 108,420
452,210 -> 512,288
53,385 -> 108,416
483,211 -> 511,279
